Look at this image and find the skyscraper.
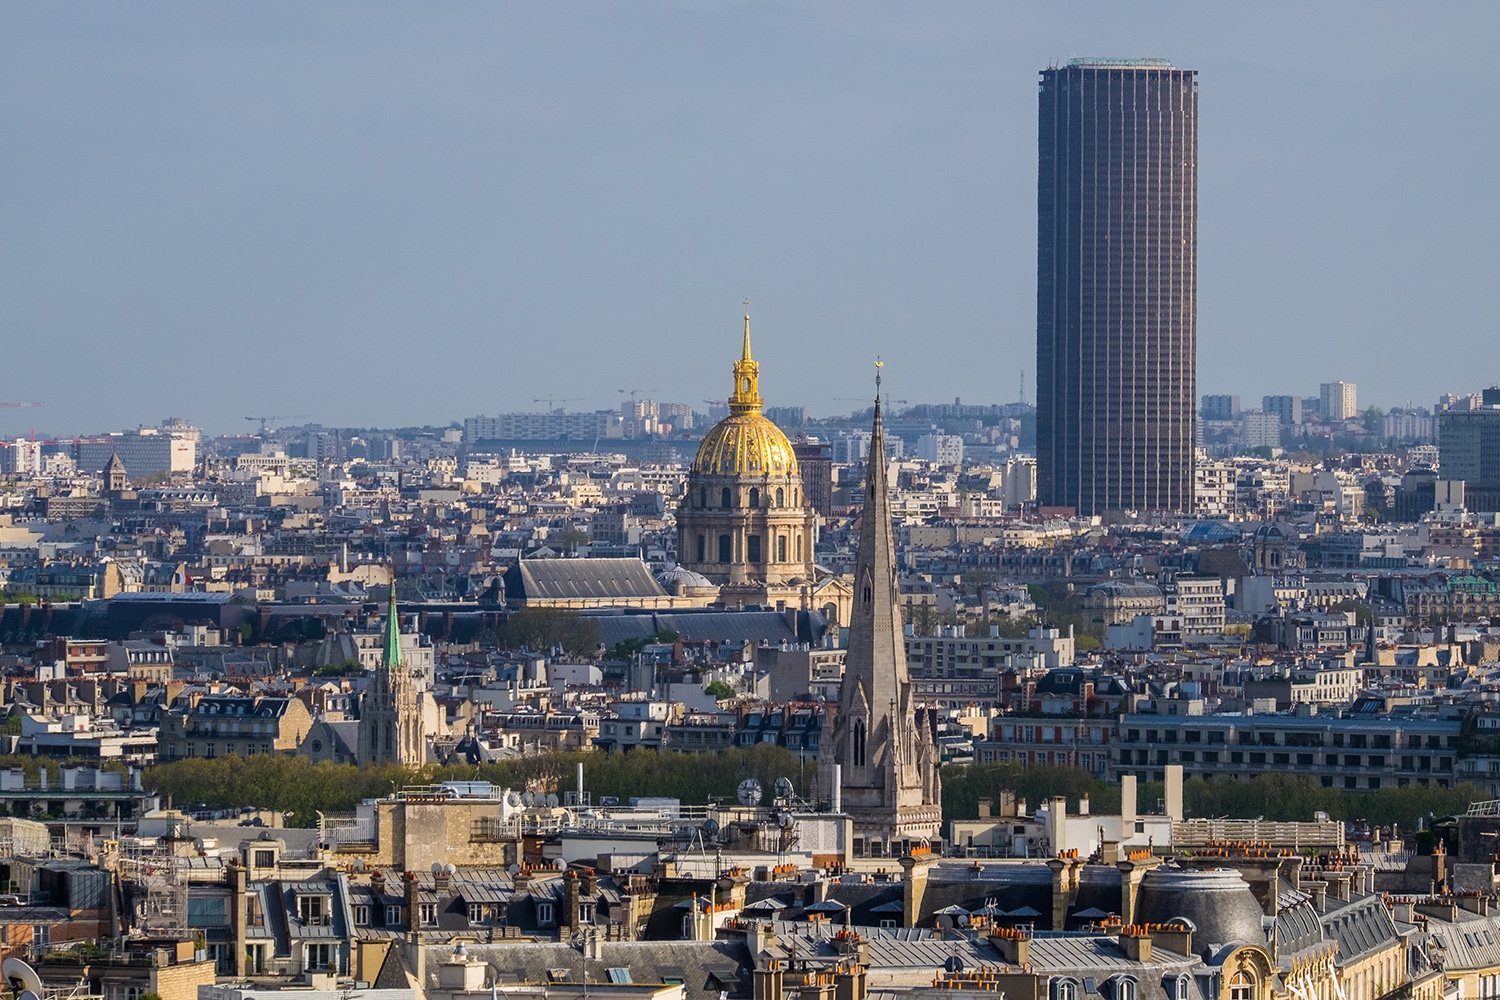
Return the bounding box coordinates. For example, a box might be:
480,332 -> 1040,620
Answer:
1320,381 -> 1358,422
1036,59 -> 1198,514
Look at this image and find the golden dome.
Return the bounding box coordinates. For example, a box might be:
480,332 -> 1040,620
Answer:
691,313 -> 800,477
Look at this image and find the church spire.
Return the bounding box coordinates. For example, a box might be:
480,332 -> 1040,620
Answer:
728,306 -> 762,416
840,360 -> 910,731
381,582 -> 403,671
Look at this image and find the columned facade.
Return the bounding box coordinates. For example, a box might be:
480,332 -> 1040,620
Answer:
677,314 -> 818,593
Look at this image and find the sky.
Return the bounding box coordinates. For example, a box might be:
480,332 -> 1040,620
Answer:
2,2 -> 1498,437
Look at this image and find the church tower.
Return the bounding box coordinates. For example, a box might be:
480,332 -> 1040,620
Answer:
818,374 -> 942,854
359,584 -> 425,767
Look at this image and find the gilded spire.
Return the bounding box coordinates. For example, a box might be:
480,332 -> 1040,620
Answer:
728,307 -> 762,416
381,582 -> 403,671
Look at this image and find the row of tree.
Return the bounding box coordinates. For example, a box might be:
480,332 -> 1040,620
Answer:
141,752 -> 1482,833
941,761 -> 1481,832
143,745 -> 809,826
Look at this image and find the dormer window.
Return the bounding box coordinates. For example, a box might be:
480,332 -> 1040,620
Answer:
298,894 -> 328,926
536,901 -> 555,926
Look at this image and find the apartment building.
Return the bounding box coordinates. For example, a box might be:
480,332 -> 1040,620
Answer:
1112,710 -> 1462,789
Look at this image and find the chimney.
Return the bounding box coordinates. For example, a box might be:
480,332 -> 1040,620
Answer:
1151,921 -> 1193,957
1164,765 -> 1184,822
898,854 -> 931,929
1118,927 -> 1152,962
978,798 -> 992,819
229,861 -> 248,978
403,870 -> 421,938
1120,774 -> 1137,829
564,869 -> 582,932
990,928 -> 1031,966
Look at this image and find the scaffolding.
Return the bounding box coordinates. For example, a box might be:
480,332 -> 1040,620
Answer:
118,838 -> 187,939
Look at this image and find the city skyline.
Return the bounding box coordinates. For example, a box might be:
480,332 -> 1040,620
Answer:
2,4 -> 1498,436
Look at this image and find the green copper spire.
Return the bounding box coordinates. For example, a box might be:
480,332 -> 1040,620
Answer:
382,583 -> 402,671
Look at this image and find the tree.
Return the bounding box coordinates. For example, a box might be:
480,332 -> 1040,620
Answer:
705,680 -> 736,699
499,608 -> 602,657
1362,407 -> 1385,433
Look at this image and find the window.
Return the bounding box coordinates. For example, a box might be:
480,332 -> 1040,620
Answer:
385,903 -> 403,926
1230,973 -> 1254,1000
469,903 -> 486,924
696,535 -> 705,562
1054,980 -> 1079,1000
306,942 -> 334,971
354,905 -> 370,926
419,902 -> 437,925
579,902 -> 595,924
747,534 -> 762,563
775,487 -> 784,507
721,487 -> 732,508
777,535 -> 787,562
253,849 -> 276,868
33,924 -> 50,947
749,488 -> 760,508
853,719 -> 867,767
1115,980 -> 1137,1000
537,901 -> 555,926
718,534 -> 732,562
299,894 -> 326,925
699,487 -> 707,508
1175,977 -> 1191,1000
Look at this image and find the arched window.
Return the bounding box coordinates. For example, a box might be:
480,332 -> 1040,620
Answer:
721,487 -> 732,508
699,487 -> 707,508
822,602 -> 838,627
1229,973 -> 1254,1000
1053,981 -> 1079,1000
749,488 -> 760,508
718,534 -> 732,563
1174,977 -> 1190,1000
775,487 -> 784,507
853,719 -> 866,767
1114,980 -> 1136,1000
743,377 -> 751,393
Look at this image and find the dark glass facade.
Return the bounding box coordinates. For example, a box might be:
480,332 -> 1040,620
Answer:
1036,60 -> 1197,514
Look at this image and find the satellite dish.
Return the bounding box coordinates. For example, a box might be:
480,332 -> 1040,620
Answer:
945,956 -> 966,973
508,863 -> 521,875
778,811 -> 796,829
774,777 -> 795,800
546,793 -> 560,808
701,818 -> 720,837
522,792 -> 534,807
3,958 -> 44,996
431,862 -> 443,874
506,791 -> 522,808
737,778 -> 763,807
445,863 -> 457,875
353,859 -> 366,871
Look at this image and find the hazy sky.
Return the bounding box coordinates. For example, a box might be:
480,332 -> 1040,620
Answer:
3,2 -> 1498,437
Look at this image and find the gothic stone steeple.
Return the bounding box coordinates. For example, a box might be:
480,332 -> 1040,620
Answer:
819,373 -> 941,853
359,582 -> 425,767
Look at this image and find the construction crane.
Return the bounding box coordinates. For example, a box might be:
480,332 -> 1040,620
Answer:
246,414 -> 310,434
532,396 -> 583,412
618,387 -> 660,405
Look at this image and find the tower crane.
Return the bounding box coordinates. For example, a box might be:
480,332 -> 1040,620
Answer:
532,396 -> 583,412
245,414 -> 310,434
